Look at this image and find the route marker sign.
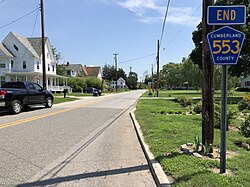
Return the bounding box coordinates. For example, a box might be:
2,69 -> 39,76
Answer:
208,6 -> 246,25
207,26 -> 245,65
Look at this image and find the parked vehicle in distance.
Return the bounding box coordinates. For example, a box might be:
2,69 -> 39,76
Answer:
84,87 -> 102,96
0,81 -> 54,114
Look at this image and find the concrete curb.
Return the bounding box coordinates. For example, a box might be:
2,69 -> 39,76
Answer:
130,108 -> 173,187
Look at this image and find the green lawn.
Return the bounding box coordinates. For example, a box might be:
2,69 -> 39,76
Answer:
135,98 -> 250,186
53,97 -> 79,104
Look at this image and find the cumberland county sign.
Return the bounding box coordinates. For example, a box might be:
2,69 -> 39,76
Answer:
207,26 -> 245,65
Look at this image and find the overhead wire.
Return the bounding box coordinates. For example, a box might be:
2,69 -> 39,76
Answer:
0,7 -> 39,30
160,0 -> 171,47
119,3 -> 200,65
0,0 -> 6,5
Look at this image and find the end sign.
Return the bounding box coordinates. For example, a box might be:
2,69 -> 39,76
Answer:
208,6 -> 246,25
207,26 -> 245,65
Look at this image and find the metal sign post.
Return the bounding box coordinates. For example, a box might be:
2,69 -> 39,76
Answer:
207,5 -> 246,174
220,65 -> 227,173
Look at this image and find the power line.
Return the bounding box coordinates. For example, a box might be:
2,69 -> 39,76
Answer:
119,53 -> 156,64
164,4 -> 201,50
160,0 -> 171,47
0,7 -> 39,29
0,0 -> 6,5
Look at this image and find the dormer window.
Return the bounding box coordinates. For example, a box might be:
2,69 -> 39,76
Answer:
23,61 -> 26,69
11,60 -> 14,68
48,65 -> 50,71
37,61 -> 40,69
14,44 -> 18,51
47,52 -> 49,58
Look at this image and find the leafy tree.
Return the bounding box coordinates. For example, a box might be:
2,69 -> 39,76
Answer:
102,64 -> 126,81
127,72 -> 138,89
190,0 -> 250,77
56,64 -> 67,76
51,46 -> 61,63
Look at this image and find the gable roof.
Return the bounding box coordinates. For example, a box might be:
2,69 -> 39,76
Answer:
10,32 -> 39,58
27,37 -> 48,57
83,66 -> 101,77
65,63 -> 84,76
0,43 -> 15,58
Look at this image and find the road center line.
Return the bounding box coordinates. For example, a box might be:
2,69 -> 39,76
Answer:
0,100 -> 99,129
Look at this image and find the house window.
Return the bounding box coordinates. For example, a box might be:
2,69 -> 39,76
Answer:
37,61 -> 40,69
11,60 -> 14,68
52,65 -> 55,72
245,81 -> 250,87
67,70 -> 71,76
0,76 -> 5,85
48,65 -> 50,71
23,61 -> 26,69
0,63 -> 5,68
48,78 -> 51,86
14,44 -> 18,51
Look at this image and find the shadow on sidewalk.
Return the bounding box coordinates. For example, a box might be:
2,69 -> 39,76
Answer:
17,164 -> 150,187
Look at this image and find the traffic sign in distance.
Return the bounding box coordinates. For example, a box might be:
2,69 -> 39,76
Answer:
208,6 -> 246,25
207,26 -> 245,65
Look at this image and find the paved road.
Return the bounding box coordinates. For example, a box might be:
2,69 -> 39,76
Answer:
0,90 -> 156,186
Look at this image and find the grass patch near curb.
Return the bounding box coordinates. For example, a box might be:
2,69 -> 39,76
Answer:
54,97 -> 79,104
135,99 -> 250,187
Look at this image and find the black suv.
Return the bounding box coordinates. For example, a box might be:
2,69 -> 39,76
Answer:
84,87 -> 102,96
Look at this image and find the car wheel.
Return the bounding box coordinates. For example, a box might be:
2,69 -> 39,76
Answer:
10,100 -> 22,114
45,97 -> 53,108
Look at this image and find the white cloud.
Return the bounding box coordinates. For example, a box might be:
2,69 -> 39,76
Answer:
117,0 -> 200,25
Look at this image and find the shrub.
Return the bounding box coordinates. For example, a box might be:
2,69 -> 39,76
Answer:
214,104 -> 236,130
176,97 -> 192,107
240,115 -> 250,138
193,102 -> 202,114
238,94 -> 250,111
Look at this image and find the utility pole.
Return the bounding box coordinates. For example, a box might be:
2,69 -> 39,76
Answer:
156,39 -> 160,97
113,53 -> 119,92
151,64 -> 154,91
129,66 -> 132,89
202,0 -> 214,152
40,0 -> 46,89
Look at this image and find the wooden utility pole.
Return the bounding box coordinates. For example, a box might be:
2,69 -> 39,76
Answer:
156,39 -> 160,97
40,0 -> 46,89
113,53 -> 119,92
151,64 -> 154,91
129,66 -> 132,89
202,0 -> 214,152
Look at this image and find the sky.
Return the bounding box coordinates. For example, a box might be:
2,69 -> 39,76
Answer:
0,0 -> 202,79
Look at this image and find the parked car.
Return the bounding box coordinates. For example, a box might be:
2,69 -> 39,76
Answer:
84,87 -> 102,96
0,81 -> 54,114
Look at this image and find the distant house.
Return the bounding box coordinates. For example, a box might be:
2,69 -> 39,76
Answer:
0,32 -> 70,92
240,76 -> 250,89
110,77 -> 126,89
82,65 -> 102,79
64,62 -> 84,77
60,63 -> 102,80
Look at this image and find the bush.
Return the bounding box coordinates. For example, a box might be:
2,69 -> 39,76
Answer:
193,102 -> 202,114
238,94 -> 250,111
214,104 -> 236,130
240,115 -> 250,138
176,97 -> 192,107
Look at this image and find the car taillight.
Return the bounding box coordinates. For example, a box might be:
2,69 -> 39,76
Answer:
0,90 -> 6,98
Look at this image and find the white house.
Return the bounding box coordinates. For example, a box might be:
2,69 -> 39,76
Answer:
0,32 -> 70,92
240,76 -> 250,89
110,77 -> 126,89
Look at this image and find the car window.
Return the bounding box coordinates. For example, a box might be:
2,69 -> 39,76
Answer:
34,83 -> 43,91
1,82 -> 25,89
26,83 -> 36,90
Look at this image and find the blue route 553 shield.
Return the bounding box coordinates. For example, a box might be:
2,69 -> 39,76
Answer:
207,26 -> 245,65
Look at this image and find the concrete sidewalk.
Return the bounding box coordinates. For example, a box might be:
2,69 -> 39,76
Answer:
17,108 -> 156,187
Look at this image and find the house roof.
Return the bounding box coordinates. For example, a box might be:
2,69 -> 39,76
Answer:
118,77 -> 126,82
65,63 -> 84,76
0,43 -> 15,58
11,32 -> 39,58
83,66 -> 101,77
27,37 -> 48,57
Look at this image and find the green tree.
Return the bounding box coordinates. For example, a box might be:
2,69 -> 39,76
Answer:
190,0 -> 250,77
127,72 -> 138,89
102,64 -> 127,81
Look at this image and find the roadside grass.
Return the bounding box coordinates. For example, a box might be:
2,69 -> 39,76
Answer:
53,92 -> 93,97
53,97 -> 79,104
135,99 -> 250,186
142,90 -> 248,99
